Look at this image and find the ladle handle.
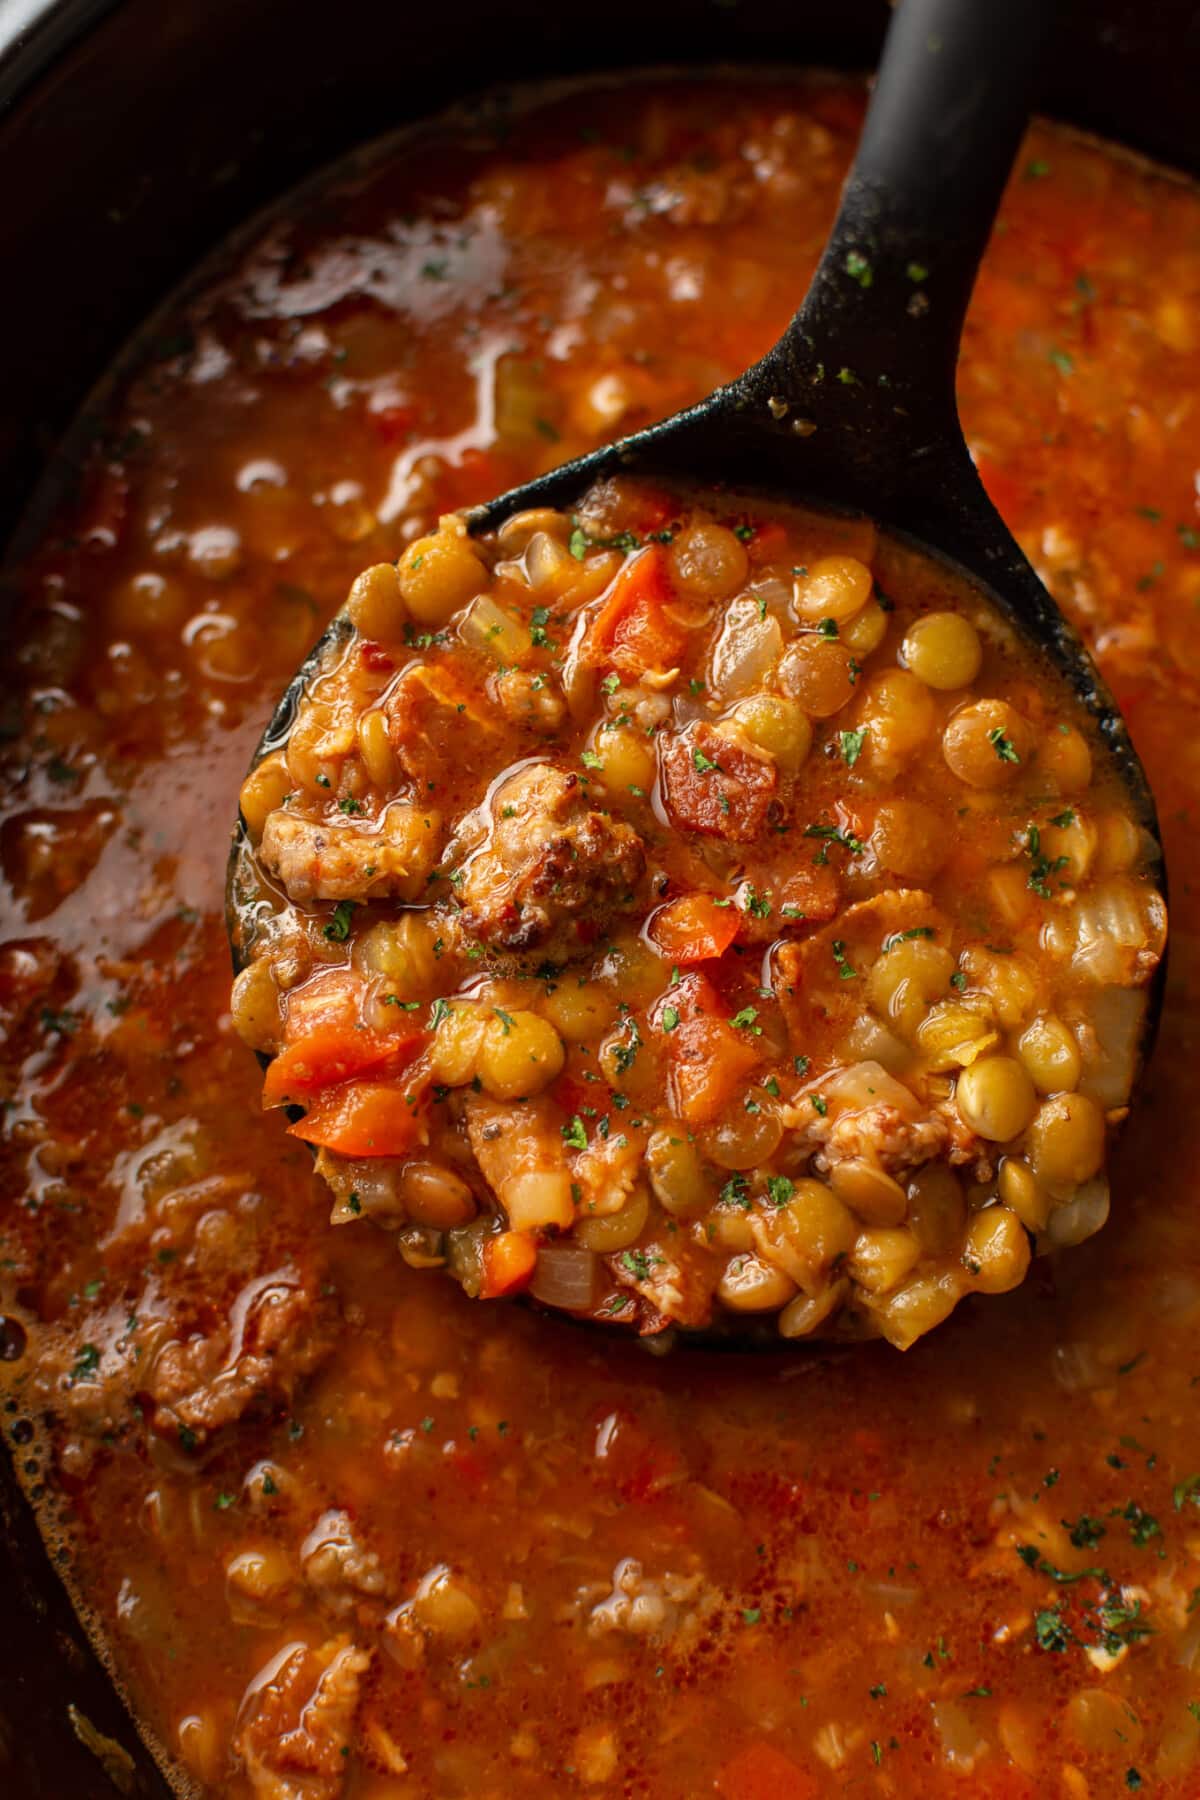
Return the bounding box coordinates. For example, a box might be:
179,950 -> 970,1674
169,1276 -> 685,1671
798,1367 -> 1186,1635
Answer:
756,0 -> 1056,440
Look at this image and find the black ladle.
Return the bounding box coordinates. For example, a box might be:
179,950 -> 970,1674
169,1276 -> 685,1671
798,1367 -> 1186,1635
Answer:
228,0 -> 1166,1337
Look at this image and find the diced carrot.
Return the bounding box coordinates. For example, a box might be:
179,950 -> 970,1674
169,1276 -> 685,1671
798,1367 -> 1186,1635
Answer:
479,1230 -> 539,1299
263,1024 -> 425,1107
287,1077 -> 429,1156
670,1016 -> 760,1125
581,545 -> 686,677
658,971 -> 760,1126
715,1741 -> 819,1800
649,892 -> 740,963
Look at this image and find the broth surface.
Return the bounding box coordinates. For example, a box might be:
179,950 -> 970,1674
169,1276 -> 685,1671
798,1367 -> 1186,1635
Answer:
2,75 -> 1200,1798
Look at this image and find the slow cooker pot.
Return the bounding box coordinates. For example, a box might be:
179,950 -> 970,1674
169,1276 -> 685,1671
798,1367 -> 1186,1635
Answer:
1,1 -> 1197,1793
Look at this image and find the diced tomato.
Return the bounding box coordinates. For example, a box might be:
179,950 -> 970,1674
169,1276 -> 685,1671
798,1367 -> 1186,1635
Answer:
659,723 -> 777,844
359,640 -> 395,673
581,545 -> 686,677
264,968 -> 426,1107
287,1076 -> 429,1156
715,1741 -> 819,1800
657,970 -> 760,1126
263,1024 -> 425,1107
773,862 -> 841,928
280,967 -> 362,1041
649,892 -> 740,963
479,1230 -> 539,1299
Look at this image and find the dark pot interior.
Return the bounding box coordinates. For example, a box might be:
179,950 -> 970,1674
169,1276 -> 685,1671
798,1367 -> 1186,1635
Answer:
0,1 -> 1197,1793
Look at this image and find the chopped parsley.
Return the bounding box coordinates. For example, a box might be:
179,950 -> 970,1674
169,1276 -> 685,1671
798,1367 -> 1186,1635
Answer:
831,939 -> 857,980
840,727 -> 867,767
612,1022 -> 642,1074
1173,1473 -> 1200,1511
988,726 -> 1021,764
804,821 -> 865,863
530,604 -> 555,648
1024,823 -> 1070,898
719,1174 -> 750,1209
844,249 -> 873,288
70,1344 -> 100,1382
620,1249 -> 657,1281
323,899 -> 357,942
1034,1606 -> 1071,1653
562,1116 -> 588,1150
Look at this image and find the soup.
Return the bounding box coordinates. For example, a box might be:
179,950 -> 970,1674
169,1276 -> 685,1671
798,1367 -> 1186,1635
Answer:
230,479 -> 1163,1347
2,74 -> 1199,1799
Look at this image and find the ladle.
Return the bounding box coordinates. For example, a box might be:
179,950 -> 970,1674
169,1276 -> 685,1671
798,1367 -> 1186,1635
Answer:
228,0 -> 1166,1340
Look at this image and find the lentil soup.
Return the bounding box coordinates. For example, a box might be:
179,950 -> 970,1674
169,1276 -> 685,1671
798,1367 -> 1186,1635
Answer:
2,73 -> 1200,1799
229,479 -> 1163,1348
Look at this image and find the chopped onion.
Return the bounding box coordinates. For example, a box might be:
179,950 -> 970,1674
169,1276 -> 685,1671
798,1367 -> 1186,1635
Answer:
1042,877 -> 1166,986
931,1700 -> 987,1771
1045,1175 -> 1109,1248
1079,985 -> 1144,1106
839,1015 -> 912,1074
707,596 -> 783,699
522,530 -> 574,595
824,1060 -> 919,1117
459,594 -> 528,664
530,1244 -> 599,1311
